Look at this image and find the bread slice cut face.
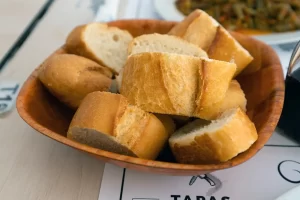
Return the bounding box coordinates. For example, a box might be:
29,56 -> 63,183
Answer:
65,22 -> 133,75
169,107 -> 258,164
128,33 -> 208,58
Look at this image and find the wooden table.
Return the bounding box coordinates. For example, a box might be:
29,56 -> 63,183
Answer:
0,0 -> 47,59
0,1 -> 160,199
0,1 -> 110,199
0,1 -> 162,199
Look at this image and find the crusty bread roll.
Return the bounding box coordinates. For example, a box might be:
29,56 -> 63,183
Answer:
194,80 -> 247,120
120,52 -> 236,117
65,22 -> 133,75
168,9 -> 253,77
208,27 -> 253,76
169,9 -> 216,52
38,54 -> 113,109
67,91 -> 175,160
169,107 -> 258,164
128,33 -> 208,58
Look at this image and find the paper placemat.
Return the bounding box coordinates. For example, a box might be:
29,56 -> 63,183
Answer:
0,81 -> 20,115
99,138 -> 300,200
98,129 -> 300,200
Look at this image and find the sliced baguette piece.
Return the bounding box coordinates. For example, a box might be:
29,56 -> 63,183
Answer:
194,80 -> 247,120
168,9 -> 253,77
169,107 -> 258,164
65,22 -> 133,75
38,54 -> 113,109
169,9 -> 218,52
207,27 -> 254,76
128,33 -> 208,58
168,9 -> 202,37
67,91 -> 175,160
120,52 -> 236,116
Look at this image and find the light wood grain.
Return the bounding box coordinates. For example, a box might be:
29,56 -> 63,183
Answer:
0,0 -> 107,199
0,0 -> 47,59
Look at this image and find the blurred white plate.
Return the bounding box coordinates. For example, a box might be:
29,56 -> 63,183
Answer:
154,0 -> 300,45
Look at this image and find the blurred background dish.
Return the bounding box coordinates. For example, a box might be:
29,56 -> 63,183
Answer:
154,0 -> 300,45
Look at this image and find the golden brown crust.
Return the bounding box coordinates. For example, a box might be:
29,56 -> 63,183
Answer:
120,52 -> 199,116
229,31 -> 262,75
37,53 -> 113,109
68,91 -> 126,137
208,27 -> 254,76
181,11 -> 218,51
121,52 -> 236,117
67,91 -> 170,160
194,80 -> 247,120
169,107 -> 258,164
130,113 -> 170,159
195,59 -> 236,109
167,9 -> 253,77
120,53 -> 176,114
168,10 -> 218,51
168,9 -> 202,37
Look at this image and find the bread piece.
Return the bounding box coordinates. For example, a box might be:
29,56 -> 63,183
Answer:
115,67 -> 124,92
67,91 -> 173,160
65,22 -> 133,75
128,33 -> 208,58
194,80 -> 247,120
168,9 -> 253,77
169,107 -> 258,164
168,9 -> 202,37
120,52 -> 236,116
170,9 -> 218,52
208,27 -> 254,76
38,54 -> 113,109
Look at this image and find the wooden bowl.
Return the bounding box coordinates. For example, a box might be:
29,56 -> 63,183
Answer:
16,20 -> 285,176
